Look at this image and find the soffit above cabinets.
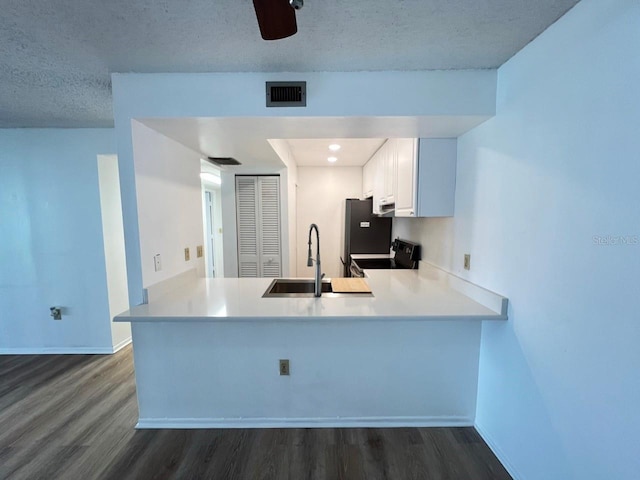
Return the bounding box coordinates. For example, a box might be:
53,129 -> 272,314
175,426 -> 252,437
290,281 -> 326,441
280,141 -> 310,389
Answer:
139,116 -> 485,169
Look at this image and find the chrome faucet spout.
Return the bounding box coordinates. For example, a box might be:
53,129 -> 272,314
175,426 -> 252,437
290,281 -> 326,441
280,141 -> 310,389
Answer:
307,223 -> 322,297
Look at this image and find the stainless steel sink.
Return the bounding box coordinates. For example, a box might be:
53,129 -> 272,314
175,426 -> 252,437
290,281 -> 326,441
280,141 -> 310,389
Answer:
262,278 -> 373,298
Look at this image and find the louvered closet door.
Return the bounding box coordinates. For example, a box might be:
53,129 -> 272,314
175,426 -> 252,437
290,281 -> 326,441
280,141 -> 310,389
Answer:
257,176 -> 282,277
236,177 -> 260,277
236,176 -> 282,278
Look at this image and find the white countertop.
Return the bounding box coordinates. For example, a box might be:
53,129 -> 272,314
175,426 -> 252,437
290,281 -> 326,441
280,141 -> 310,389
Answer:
115,265 -> 507,323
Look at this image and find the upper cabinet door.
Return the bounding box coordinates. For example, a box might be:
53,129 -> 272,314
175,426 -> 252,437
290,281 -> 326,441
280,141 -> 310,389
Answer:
362,158 -> 374,199
383,139 -> 397,203
372,145 -> 386,215
394,139 -> 418,217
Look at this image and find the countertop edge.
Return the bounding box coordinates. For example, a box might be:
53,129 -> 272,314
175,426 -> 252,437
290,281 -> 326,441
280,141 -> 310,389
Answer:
115,313 -> 508,323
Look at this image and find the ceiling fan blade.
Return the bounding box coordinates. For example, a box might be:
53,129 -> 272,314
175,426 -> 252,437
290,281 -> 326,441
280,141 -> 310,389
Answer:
253,0 -> 297,40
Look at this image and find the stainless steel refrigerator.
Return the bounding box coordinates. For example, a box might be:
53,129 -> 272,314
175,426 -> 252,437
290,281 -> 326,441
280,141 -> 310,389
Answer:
341,198 -> 392,277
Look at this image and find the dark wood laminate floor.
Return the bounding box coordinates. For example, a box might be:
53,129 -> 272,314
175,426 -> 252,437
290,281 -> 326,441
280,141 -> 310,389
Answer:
0,346 -> 511,480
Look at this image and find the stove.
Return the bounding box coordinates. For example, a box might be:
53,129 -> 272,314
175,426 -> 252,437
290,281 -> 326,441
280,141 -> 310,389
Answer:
349,239 -> 420,277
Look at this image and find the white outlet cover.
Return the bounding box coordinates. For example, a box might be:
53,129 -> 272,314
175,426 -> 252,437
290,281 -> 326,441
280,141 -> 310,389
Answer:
154,254 -> 162,272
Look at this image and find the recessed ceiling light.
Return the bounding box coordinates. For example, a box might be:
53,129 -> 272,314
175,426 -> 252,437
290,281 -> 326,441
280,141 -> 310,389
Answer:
329,144 -> 341,152
328,156 -> 338,163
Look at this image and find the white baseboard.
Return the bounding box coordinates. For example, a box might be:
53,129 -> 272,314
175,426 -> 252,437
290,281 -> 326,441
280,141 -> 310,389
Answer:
0,346 -> 115,355
474,423 -> 522,480
136,415 -> 473,429
112,337 -> 132,353
0,337 -> 132,355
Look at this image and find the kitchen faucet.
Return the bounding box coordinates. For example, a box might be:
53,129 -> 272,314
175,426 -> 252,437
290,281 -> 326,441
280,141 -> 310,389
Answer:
307,223 -> 323,297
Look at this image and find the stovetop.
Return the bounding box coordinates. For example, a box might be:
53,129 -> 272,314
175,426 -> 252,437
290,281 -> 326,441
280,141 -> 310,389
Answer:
351,258 -> 407,270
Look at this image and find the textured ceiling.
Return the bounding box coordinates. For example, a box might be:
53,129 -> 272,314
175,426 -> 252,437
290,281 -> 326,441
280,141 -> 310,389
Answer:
0,0 -> 579,127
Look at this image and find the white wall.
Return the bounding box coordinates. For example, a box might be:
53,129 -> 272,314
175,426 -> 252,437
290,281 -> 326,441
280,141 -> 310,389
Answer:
399,1 -> 640,478
97,155 -> 131,350
131,121 -> 205,287
0,129 -> 117,353
393,217 -> 455,270
268,139 -> 298,276
297,167 -> 363,278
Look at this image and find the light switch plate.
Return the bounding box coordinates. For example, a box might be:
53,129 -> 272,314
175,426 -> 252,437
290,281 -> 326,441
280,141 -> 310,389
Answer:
197,245 -> 203,258
464,254 -> 471,270
184,247 -> 190,261
154,254 -> 162,272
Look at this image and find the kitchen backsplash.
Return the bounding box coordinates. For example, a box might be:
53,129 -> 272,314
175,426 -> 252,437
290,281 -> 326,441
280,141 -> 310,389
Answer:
392,217 -> 455,272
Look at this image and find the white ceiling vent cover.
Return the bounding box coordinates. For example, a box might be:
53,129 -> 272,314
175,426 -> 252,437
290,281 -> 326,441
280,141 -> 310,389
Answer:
266,81 -> 306,107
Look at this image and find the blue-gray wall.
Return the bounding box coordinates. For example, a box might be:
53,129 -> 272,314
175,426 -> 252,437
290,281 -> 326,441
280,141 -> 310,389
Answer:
0,129 -> 117,352
461,1 -> 639,477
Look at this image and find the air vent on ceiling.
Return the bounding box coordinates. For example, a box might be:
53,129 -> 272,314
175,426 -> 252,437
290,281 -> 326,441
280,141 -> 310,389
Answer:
206,157 -> 242,166
266,81 -> 306,107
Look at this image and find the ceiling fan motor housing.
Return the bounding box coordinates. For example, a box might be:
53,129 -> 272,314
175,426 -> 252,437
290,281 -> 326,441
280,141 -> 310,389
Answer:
253,0 -> 298,40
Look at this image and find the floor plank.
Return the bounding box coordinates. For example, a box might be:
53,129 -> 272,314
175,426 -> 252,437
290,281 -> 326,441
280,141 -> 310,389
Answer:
0,346 -> 512,480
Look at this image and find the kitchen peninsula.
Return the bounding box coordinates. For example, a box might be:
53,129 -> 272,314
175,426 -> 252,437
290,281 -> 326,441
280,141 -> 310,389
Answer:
115,264 -> 507,429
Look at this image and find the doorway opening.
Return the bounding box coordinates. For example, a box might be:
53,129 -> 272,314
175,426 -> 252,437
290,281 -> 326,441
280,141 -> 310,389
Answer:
96,154 -> 131,350
201,168 -> 224,278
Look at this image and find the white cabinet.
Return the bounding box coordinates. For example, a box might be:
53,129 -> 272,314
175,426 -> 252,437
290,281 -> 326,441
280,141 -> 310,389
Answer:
365,139 -> 395,214
362,138 -> 456,218
362,157 -> 374,199
394,138 -> 418,216
383,139 -> 397,204
371,151 -> 385,215
395,138 -> 457,218
363,141 -> 388,214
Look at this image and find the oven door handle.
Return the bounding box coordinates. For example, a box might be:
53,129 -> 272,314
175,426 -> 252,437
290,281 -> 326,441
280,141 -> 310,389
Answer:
350,262 -> 364,278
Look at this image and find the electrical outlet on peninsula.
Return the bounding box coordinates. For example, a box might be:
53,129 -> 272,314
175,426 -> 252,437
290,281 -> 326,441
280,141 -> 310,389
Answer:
279,359 -> 290,376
